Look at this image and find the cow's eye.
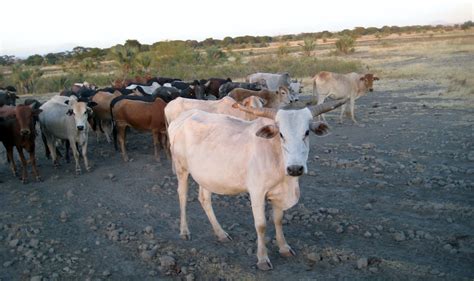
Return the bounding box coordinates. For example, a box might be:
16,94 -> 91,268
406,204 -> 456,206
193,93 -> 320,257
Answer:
305,130 -> 309,137
279,132 -> 284,139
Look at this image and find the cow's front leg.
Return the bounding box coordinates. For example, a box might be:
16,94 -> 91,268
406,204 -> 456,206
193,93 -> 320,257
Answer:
349,96 -> 358,124
273,205 -> 296,257
117,125 -> 129,162
198,186 -> 232,242
70,140 -> 81,175
28,148 -> 41,182
250,196 -> 272,270
176,165 -> 191,240
81,141 -> 91,172
17,147 -> 28,184
339,103 -> 347,124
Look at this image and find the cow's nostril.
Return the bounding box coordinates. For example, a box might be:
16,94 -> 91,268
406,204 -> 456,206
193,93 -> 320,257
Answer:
287,165 -> 304,177
369,89 -> 373,92
21,129 -> 30,135
77,126 -> 84,131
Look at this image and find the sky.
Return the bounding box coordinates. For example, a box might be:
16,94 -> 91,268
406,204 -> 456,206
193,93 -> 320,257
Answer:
0,0 -> 472,57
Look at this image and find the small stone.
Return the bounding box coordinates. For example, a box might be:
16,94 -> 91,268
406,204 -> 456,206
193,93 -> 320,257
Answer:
107,173 -> 116,180
336,226 -> 344,234
369,267 -> 379,273
144,226 -> 153,234
66,190 -> 74,199
328,208 -> 339,214
159,255 -> 175,269
148,270 -> 157,276
60,211 -> 68,222
393,232 -> 406,241
375,225 -> 383,231
186,273 -> 195,281
443,244 -> 453,251
9,239 -> 19,247
3,261 -> 13,267
467,151 -> 474,161
364,231 -> 372,238
307,252 -> 320,262
430,269 -> 440,275
102,270 -> 111,277
30,276 -> 42,281
29,239 -> 39,248
364,203 -> 373,210
357,258 -> 368,269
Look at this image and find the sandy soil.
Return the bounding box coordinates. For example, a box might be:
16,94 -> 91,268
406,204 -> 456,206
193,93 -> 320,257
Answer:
1,39 -> 474,280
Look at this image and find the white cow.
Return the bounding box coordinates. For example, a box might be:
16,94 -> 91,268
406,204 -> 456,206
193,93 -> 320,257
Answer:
126,82 -> 160,95
247,72 -> 300,101
167,98 -> 346,270
39,95 -> 96,174
312,71 -> 379,123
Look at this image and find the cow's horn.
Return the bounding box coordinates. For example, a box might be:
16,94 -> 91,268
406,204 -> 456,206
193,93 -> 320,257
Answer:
233,103 -> 277,119
308,98 -> 348,117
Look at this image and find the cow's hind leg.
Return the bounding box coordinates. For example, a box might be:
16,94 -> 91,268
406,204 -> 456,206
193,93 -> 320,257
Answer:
273,205 -> 295,257
339,103 -> 347,124
176,164 -> 191,240
5,145 -> 18,177
117,124 -> 129,162
152,129 -> 161,162
198,186 -> 232,242
349,96 -> 358,124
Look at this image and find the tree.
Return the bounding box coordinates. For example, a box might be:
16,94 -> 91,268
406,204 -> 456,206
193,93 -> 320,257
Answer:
335,35 -> 355,54
124,39 -> 142,50
0,55 -> 16,66
277,44 -> 290,57
461,21 -> 473,30
11,65 -> 43,94
25,54 -> 44,66
299,38 -> 316,56
45,53 -> 60,65
205,46 -> 226,64
111,45 -> 139,79
80,57 -> 97,72
136,54 -> 152,74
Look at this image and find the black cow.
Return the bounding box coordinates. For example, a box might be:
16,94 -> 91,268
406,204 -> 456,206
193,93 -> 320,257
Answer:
0,90 -> 19,106
203,77 -> 232,99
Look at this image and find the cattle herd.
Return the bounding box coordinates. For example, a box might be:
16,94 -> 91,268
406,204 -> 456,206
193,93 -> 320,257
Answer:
0,70 -> 378,270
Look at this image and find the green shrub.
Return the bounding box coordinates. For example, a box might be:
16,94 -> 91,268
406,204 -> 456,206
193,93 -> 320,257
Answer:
335,35 -> 355,54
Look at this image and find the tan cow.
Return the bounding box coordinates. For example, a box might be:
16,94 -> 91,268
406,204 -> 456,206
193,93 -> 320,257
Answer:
312,71 -> 379,123
168,98 -> 347,271
91,91 -> 122,143
227,87 -> 290,109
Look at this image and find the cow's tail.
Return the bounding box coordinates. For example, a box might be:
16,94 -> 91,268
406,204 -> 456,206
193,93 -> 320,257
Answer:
110,103 -> 118,151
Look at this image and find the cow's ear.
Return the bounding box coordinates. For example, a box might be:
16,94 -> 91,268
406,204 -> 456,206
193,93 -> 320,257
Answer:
32,109 -> 43,116
256,124 -> 279,139
66,109 -> 74,116
88,101 -> 98,107
360,77 -> 366,81
374,77 -> 380,81
309,121 -> 329,136
64,100 -> 70,105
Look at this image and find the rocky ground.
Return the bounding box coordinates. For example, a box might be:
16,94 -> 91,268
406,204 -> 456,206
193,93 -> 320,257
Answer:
1,75 -> 473,280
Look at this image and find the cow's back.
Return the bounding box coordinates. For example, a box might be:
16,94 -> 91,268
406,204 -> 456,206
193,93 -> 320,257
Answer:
39,101 -> 76,140
314,72 -> 355,100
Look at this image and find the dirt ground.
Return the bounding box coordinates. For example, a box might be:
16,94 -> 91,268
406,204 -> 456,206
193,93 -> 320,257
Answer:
1,37 -> 474,280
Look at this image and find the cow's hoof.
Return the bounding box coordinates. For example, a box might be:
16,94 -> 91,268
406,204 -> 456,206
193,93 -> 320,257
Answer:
180,233 -> 191,241
35,176 -> 43,182
21,179 -> 28,184
218,232 -> 233,242
279,247 -> 296,257
257,259 -> 273,271
86,167 -> 92,172
75,170 -> 82,175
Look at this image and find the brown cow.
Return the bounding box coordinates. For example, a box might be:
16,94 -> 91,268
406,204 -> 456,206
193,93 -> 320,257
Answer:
203,78 -> 232,99
111,96 -> 168,162
228,87 -> 291,109
0,104 -> 42,183
91,91 -> 122,143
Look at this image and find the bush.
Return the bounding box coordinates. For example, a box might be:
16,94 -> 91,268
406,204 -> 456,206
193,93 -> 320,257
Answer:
335,36 -> 355,54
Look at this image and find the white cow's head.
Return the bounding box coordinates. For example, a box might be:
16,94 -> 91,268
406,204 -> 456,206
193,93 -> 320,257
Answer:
65,98 -> 97,131
234,99 -> 347,176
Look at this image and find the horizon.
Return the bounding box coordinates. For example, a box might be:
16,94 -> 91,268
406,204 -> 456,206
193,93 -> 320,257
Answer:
1,0 -> 472,58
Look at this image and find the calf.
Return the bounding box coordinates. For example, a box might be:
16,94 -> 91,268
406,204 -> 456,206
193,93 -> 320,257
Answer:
312,71 -> 379,123
228,87 -> 290,109
218,82 -> 263,98
111,96 -> 168,162
39,96 -> 96,174
91,91 -> 122,143
0,104 -> 42,183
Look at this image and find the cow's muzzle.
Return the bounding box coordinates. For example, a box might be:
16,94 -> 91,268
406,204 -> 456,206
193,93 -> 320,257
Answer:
20,129 -> 31,136
287,165 -> 304,177
369,88 -> 373,92
77,125 -> 84,131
